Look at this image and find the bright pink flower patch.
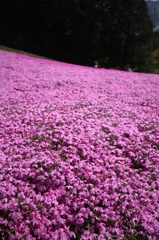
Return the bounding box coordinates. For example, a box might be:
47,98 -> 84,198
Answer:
0,50 -> 159,239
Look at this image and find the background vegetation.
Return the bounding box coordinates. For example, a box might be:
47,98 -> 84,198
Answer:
1,0 -> 159,73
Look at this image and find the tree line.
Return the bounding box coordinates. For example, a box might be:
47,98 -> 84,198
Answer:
0,0 -> 158,72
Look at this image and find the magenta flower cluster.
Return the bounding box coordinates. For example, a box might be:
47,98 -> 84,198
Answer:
0,50 -> 159,240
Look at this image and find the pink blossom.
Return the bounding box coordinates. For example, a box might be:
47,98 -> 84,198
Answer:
0,50 -> 159,239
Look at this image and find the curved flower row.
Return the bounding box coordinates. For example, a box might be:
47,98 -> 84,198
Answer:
0,50 -> 159,239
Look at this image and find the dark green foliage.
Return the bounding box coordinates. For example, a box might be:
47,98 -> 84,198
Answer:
0,0 -> 154,72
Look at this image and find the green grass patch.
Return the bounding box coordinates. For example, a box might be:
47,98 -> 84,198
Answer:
0,45 -> 52,60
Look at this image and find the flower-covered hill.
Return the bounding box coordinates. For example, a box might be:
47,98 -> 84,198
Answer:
0,50 -> 159,240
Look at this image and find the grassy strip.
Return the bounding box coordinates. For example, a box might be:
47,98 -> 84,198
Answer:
0,45 -> 52,60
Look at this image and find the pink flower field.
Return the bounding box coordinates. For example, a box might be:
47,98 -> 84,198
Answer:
0,50 -> 159,240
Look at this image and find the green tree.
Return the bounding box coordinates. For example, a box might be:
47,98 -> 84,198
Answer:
0,0 -> 154,72
152,48 -> 159,73
99,0 -> 153,71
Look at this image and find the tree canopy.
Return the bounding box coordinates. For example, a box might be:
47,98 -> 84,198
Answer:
0,0 -> 154,72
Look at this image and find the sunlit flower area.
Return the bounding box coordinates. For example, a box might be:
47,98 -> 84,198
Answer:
0,50 -> 159,239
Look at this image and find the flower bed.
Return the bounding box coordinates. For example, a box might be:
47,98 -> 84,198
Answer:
0,50 -> 159,239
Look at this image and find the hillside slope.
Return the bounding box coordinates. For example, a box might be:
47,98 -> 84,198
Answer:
146,0 -> 159,31
0,50 -> 159,239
